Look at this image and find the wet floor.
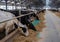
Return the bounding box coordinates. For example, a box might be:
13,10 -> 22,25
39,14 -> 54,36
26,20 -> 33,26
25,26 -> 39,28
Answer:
39,10 -> 60,42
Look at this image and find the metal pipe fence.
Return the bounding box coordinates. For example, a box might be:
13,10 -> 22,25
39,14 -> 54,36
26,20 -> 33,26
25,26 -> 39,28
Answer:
0,12 -> 34,23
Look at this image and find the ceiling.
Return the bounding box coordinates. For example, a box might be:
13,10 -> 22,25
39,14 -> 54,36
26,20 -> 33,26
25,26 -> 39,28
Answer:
0,0 -> 45,8
21,0 -> 46,8
0,0 -> 60,9
49,0 -> 60,8
0,0 -> 20,6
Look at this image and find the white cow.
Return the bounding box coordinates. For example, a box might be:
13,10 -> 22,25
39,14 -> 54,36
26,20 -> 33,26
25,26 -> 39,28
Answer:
0,10 -> 29,36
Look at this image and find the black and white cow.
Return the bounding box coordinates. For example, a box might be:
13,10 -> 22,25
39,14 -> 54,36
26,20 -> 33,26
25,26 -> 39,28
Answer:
21,10 -> 39,31
0,10 -> 29,36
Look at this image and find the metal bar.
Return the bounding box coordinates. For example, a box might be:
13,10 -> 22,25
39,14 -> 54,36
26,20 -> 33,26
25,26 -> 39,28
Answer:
5,0 -> 7,10
0,12 -> 34,23
0,28 -> 18,42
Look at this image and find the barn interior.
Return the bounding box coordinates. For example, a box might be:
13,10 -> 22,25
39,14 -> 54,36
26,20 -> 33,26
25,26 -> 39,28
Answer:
0,0 -> 60,42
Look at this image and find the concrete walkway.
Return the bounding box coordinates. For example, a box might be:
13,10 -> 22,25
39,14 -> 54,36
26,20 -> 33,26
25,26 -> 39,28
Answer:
39,10 -> 60,42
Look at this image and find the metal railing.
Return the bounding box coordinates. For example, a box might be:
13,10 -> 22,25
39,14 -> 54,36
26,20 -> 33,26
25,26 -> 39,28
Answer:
0,12 -> 34,23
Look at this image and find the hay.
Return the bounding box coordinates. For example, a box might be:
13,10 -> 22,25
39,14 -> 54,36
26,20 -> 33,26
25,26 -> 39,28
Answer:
13,30 -> 38,42
55,12 -> 60,17
38,12 -> 45,21
50,11 -> 60,18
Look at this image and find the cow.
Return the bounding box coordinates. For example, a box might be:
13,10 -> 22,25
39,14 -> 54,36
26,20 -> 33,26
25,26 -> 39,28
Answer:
0,10 -> 29,36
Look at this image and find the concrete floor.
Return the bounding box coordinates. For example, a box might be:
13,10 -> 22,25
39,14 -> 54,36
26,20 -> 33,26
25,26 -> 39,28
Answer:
39,10 -> 60,42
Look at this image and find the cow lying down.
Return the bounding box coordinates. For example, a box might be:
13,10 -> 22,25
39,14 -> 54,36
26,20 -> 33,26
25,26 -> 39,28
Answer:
0,10 -> 29,36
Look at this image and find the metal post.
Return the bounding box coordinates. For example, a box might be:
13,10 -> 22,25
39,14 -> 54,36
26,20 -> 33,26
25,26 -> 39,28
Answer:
14,1 -> 17,10
5,0 -> 7,10
19,0 -> 21,21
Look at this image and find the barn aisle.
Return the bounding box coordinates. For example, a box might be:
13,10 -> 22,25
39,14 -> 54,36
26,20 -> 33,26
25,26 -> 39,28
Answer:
38,10 -> 60,42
